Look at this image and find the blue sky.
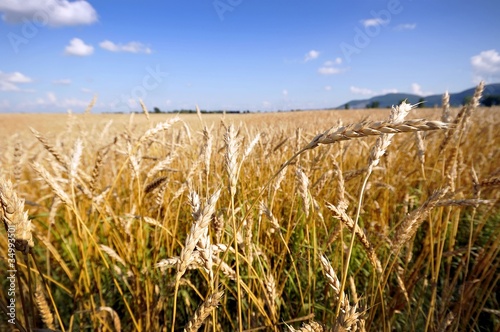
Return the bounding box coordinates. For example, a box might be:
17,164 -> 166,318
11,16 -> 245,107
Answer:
1,0 -> 499,113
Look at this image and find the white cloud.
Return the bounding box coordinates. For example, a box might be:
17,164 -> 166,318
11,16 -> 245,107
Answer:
360,18 -> 388,27
47,92 -> 57,103
471,49 -> 500,83
23,92 -> 89,109
0,0 -> 97,27
99,40 -> 152,54
324,85 -> 332,91
52,79 -> 71,85
282,89 -> 288,97
395,23 -> 416,30
65,38 -> 94,56
0,71 -> 33,91
318,66 -> 344,75
350,86 -> 375,95
165,99 -> 172,106
411,83 -> 432,96
81,88 -> 92,93
323,58 -> 342,67
304,50 -> 320,62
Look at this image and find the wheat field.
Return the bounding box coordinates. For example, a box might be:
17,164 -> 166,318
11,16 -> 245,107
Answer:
1,84 -> 499,331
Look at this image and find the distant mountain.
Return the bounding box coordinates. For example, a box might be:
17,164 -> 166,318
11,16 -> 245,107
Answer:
336,83 -> 500,109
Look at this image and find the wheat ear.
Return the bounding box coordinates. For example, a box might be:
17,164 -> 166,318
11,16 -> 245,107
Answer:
183,290 -> 224,332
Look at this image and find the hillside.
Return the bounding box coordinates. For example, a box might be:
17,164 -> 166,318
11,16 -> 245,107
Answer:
337,83 -> 500,109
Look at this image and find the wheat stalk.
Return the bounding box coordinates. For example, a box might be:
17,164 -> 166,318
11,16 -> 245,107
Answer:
326,203 -> 382,274
392,189 -> 448,253
1,176 -> 34,253
184,290 -> 224,332
177,189 -> 221,280
34,281 -> 56,330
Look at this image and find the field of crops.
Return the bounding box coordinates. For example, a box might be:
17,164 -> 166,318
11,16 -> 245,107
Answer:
1,84 -> 499,331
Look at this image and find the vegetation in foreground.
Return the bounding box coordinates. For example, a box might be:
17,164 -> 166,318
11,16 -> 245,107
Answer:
1,83 -> 499,331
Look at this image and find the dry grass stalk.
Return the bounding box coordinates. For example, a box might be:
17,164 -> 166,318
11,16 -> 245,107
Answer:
266,273 -> 277,307
139,117 -> 180,142
318,254 -> 365,331
31,161 -> 71,206
34,281 -> 56,330
305,118 -> 449,151
184,290 -> 224,332
318,254 -> 342,300
30,128 -> 69,169
97,306 -> 121,332
202,126 -> 213,177
13,141 -> 22,183
1,176 -> 34,252
69,138 -> 83,183
211,213 -> 225,244
273,167 -> 287,193
441,91 -> 451,123
367,101 -> 412,173
177,189 -> 221,280
343,168 -> 369,182
99,244 -> 127,267
334,302 -> 365,332
144,176 -> 168,194
326,204 -> 382,274
415,131 -> 426,166
440,82 -> 484,151
392,189 -> 448,253
242,132 -> 261,162
435,199 -> 492,208
478,177 -> 500,189
288,321 -> 325,332
312,169 -> 333,193
89,147 -> 109,195
259,202 -> 281,234
333,162 -> 348,212
224,124 -> 241,197
296,167 -> 311,217
139,99 -> 150,121
189,191 -> 214,280
84,95 -> 97,115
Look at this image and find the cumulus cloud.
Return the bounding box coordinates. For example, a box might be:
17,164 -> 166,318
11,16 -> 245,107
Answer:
52,78 -> 71,85
304,50 -> 320,62
471,49 -> 500,83
323,58 -> 343,67
25,92 -> 90,109
324,85 -> 332,91
47,92 -> 57,103
318,67 -> 340,75
282,89 -> 288,97
0,0 -> 97,27
318,57 -> 347,75
0,71 -> 33,91
99,40 -> 152,54
411,83 -> 432,96
360,18 -> 388,27
395,23 -> 416,30
350,86 -> 375,95
64,38 -> 94,56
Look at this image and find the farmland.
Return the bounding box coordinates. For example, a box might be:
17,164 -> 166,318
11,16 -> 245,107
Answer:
1,87 -> 499,331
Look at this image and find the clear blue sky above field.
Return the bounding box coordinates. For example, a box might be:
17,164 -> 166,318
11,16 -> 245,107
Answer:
1,0 -> 500,113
